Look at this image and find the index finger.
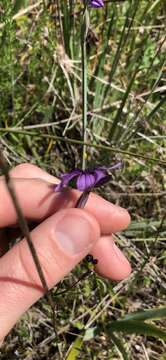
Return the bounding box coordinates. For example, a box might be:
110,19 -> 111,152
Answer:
0,163 -> 130,234
0,177 -> 130,234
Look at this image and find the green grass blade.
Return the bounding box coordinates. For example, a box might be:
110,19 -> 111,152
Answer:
108,65 -> 140,142
61,0 -> 70,56
102,0 -> 139,104
13,0 -> 27,14
147,0 -> 163,13
122,307 -> 166,322
146,96 -> 166,123
66,337 -> 83,360
91,13 -> 115,135
107,320 -> 166,341
110,333 -> 129,360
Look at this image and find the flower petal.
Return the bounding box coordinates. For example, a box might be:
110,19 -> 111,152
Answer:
89,0 -> 104,7
61,169 -> 81,185
95,174 -> 111,187
93,168 -> 108,184
109,162 -> 122,171
54,169 -> 81,192
76,173 -> 95,191
54,182 -> 63,192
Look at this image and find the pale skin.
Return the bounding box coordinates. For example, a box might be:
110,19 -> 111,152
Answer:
0,163 -> 131,343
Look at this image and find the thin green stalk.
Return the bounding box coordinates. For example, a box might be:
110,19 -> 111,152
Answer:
123,57 -> 166,145
134,214 -> 166,278
101,0 -> 139,106
146,96 -> 166,123
91,12 -> 115,137
126,214 -> 166,298
57,0 -> 64,48
109,64 -> 140,142
81,4 -> 89,170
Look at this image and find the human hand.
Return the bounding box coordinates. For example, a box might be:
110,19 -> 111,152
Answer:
0,163 -> 131,342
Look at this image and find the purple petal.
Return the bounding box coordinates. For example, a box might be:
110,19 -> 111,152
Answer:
93,166 -> 111,187
54,169 -> 81,192
93,168 -> 108,184
61,169 -> 81,185
93,163 -> 121,187
54,182 -> 63,192
60,169 -> 81,188
89,0 -> 104,7
94,174 -> 111,187
109,162 -> 122,171
76,173 -> 95,191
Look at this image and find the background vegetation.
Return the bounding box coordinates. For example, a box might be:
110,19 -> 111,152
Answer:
0,0 -> 166,359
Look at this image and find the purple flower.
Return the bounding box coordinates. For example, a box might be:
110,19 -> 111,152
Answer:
54,162 -> 121,193
89,0 -> 104,7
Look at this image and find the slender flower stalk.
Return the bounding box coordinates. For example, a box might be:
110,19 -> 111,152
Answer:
81,2 -> 89,170
75,190 -> 90,208
81,0 -> 104,170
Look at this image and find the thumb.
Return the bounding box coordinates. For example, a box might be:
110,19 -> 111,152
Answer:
0,209 -> 100,340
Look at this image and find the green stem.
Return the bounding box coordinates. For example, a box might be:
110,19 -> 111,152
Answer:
81,4 -> 89,170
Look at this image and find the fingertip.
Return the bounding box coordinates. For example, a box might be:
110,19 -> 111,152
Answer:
92,236 -> 132,281
115,206 -> 131,229
10,163 -> 57,183
87,193 -> 131,233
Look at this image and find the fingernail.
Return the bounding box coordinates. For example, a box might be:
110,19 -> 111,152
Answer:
55,214 -> 94,256
113,243 -> 130,265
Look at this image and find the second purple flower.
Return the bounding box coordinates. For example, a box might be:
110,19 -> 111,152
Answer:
89,0 -> 104,8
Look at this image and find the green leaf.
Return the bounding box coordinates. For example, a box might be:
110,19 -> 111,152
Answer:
66,337 -> 83,360
83,327 -> 97,341
13,0 -> 26,14
122,307 -> 166,322
107,320 -> 166,341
